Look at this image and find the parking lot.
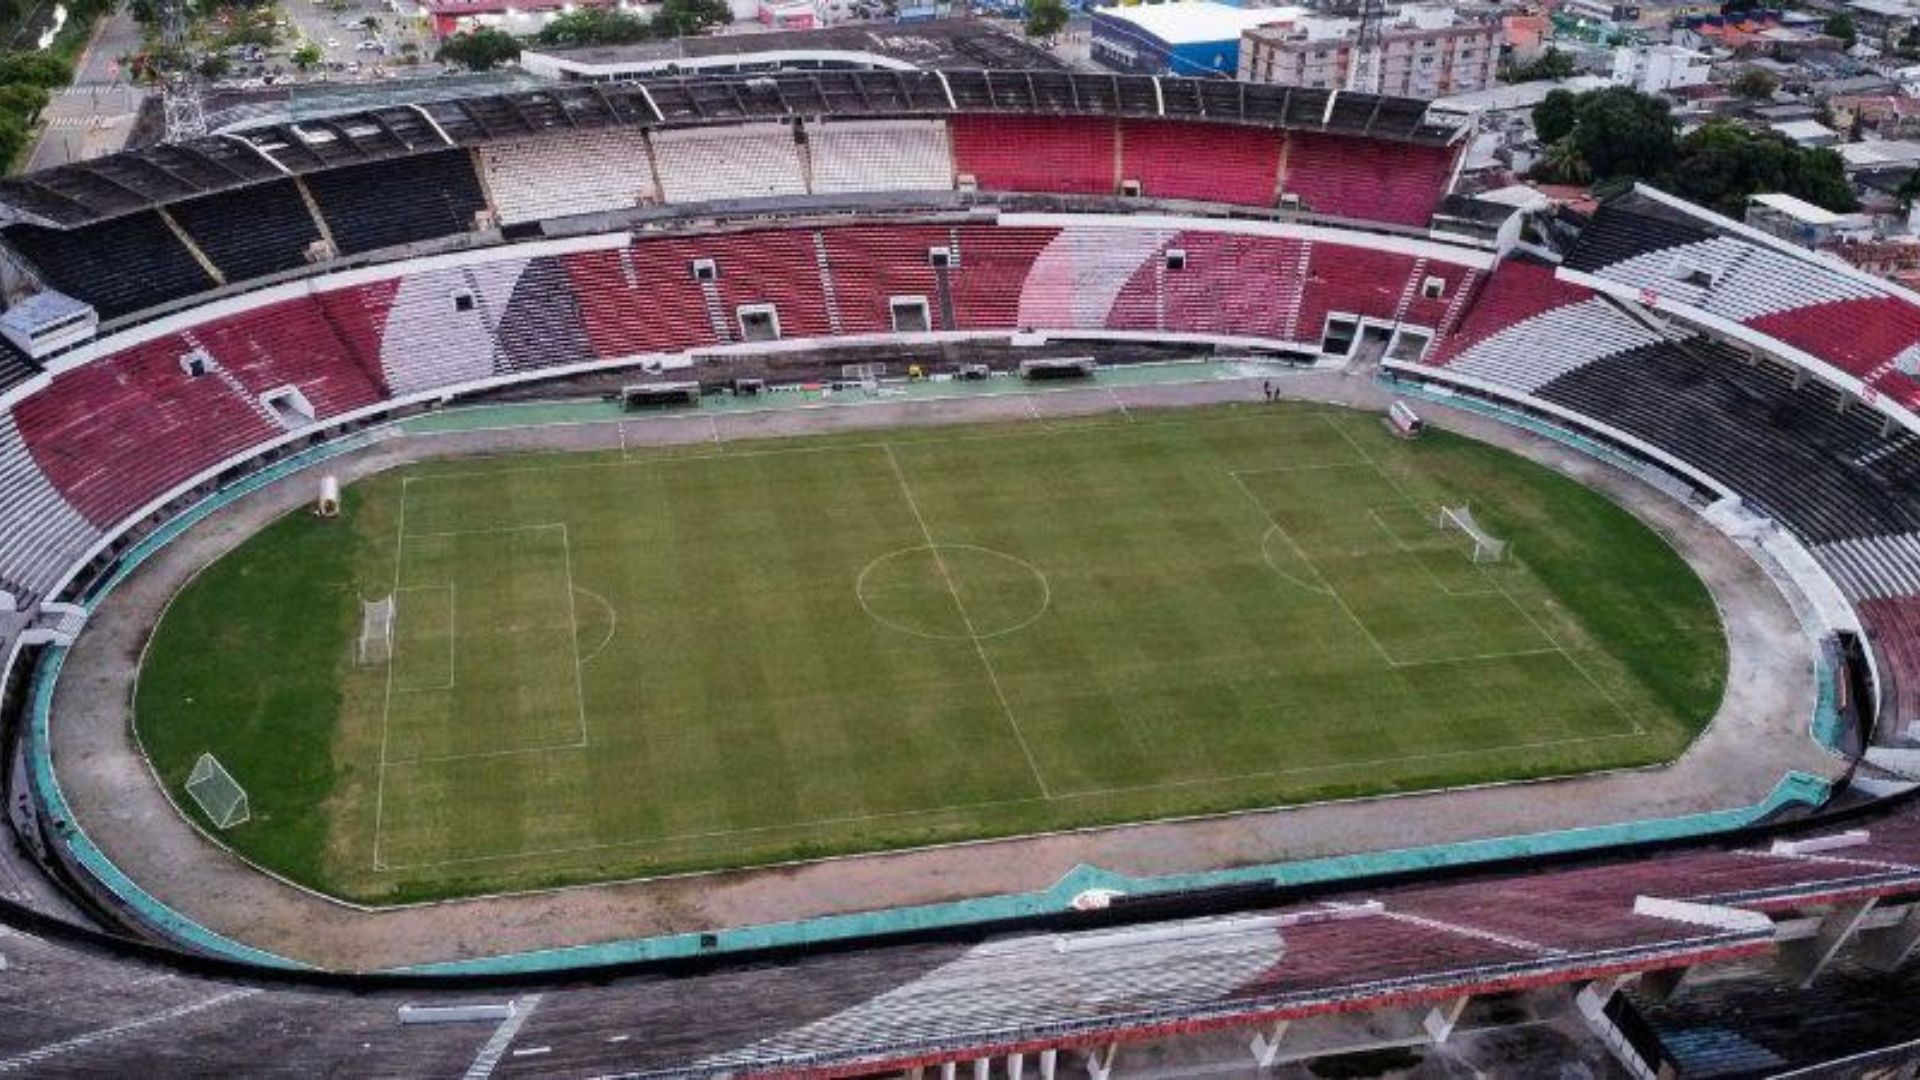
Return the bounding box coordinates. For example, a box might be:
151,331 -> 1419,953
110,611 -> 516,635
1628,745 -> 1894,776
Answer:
214,0 -> 443,89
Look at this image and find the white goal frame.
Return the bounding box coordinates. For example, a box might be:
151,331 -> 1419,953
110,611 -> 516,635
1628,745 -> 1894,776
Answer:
359,595 -> 395,666
1436,505 -> 1508,564
185,753 -> 250,829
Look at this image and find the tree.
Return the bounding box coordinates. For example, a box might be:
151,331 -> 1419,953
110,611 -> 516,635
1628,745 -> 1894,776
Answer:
534,6 -> 651,47
1898,168 -> 1920,210
291,41 -> 323,69
0,112 -> 29,169
1024,0 -> 1069,40
1733,68 -> 1778,100
0,51 -> 73,88
648,0 -> 729,38
1533,88 -> 1579,144
1667,120 -> 1859,217
1533,135 -> 1592,185
1823,12 -> 1857,45
1503,46 -> 1575,83
1571,85 -> 1676,180
436,27 -> 521,70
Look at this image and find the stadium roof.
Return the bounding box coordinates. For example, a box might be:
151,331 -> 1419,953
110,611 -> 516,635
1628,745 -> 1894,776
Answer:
1094,1 -> 1305,45
520,18 -> 1066,80
0,70 -> 1464,229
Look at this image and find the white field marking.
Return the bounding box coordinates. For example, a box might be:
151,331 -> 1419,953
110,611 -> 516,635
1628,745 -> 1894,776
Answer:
1107,386 -> 1135,422
1235,471 -> 1579,672
369,405 -> 1647,870
0,989 -> 258,1074
1230,469 -> 1397,668
618,418 -> 629,460
883,442 -> 1052,800
408,408 -> 1339,487
1482,566 -> 1648,738
372,479 -> 410,872
402,522 -> 568,541
853,543 -> 1053,642
464,995 -> 542,1080
574,585 -> 619,663
378,725 -> 1653,872
559,523 -> 592,748
1024,395 -> 1040,422
1231,461 -> 1375,475
1257,524 -> 1333,597
708,414 -> 722,445
376,518 -> 586,859
391,583 -> 456,693
382,533 -> 593,767
1379,909 -> 1564,956
1312,415 -> 1644,708
1364,506 -> 1501,598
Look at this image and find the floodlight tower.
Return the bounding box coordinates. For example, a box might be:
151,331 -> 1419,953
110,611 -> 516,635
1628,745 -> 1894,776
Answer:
159,0 -> 207,142
1344,0 -> 1387,94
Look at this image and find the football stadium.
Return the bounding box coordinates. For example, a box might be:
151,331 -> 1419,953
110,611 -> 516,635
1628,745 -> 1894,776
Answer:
0,58 -> 1917,1079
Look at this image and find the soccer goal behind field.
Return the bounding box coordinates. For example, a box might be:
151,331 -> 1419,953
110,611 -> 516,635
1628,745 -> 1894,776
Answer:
359,596 -> 394,666
1437,505 -> 1508,564
186,753 -> 250,829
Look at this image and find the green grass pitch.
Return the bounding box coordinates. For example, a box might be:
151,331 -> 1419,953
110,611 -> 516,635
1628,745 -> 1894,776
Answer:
135,403 -> 1726,903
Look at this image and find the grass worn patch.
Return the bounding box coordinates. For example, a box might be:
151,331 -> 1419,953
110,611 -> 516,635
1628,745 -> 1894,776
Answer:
134,403 -> 1726,903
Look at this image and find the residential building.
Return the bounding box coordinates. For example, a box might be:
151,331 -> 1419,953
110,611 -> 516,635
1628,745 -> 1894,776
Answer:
1609,43 -> 1711,93
1237,4 -> 1498,96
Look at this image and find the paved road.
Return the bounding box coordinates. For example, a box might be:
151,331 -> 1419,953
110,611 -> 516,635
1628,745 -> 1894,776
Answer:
24,9 -> 144,173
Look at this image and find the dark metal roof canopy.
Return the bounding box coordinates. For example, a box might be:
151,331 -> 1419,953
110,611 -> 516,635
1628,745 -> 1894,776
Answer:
0,70 -> 1464,229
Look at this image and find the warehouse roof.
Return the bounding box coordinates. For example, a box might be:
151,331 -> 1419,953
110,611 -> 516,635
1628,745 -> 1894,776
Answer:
1095,1 -> 1304,45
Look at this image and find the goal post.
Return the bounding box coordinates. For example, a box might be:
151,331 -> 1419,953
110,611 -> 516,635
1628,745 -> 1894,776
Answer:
359,596 -> 394,666
185,753 -> 250,829
1436,505 -> 1508,564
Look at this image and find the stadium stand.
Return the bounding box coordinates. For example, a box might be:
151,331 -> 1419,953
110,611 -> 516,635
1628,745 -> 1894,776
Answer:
1107,230 -> 1304,342
1536,342 -> 1920,544
562,242 -> 718,358
2,212 -> 215,321
674,228 -> 834,341
1282,132 -> 1456,227
495,254 -> 598,376
479,129 -> 658,226
1426,260 -> 1592,366
948,224 -> 1058,331
0,412 -> 101,601
1118,120 -> 1281,206
808,120 -> 954,195
303,150 -> 487,256
11,119 -> 1920,1072
179,297 -> 386,419
12,334 -> 278,527
1563,189 -> 1920,410
164,181 -> 323,284
0,337 -> 36,395
1296,243 -> 1435,346
1442,297 -> 1666,393
649,124 -> 809,203
373,259 -> 524,395
949,114 -> 1116,196
1016,223 -> 1178,330
819,224 -> 949,335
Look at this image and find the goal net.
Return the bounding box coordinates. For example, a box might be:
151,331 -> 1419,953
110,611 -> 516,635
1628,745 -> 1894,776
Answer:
359,596 -> 394,666
1437,505 -> 1508,564
185,753 -> 250,829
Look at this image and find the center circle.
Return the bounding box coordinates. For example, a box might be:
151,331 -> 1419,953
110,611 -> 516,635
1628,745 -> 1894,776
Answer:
855,544 -> 1051,642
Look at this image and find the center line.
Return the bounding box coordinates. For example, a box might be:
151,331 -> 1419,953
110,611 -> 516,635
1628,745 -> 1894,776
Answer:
883,443 -> 1052,799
